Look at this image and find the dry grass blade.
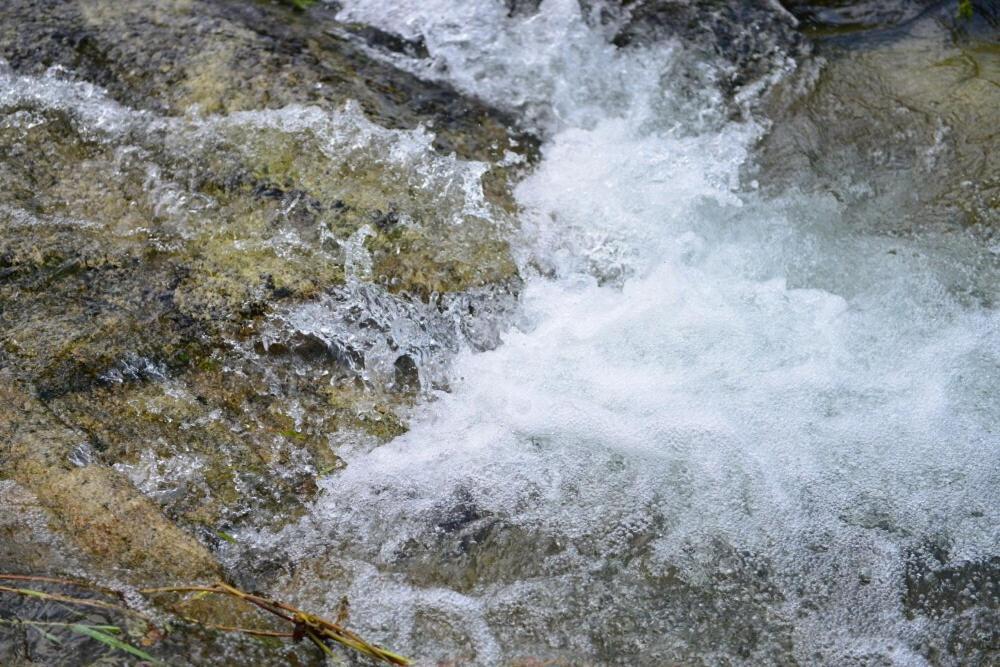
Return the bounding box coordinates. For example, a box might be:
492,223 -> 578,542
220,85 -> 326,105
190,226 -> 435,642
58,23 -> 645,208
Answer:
0,574 -> 116,594
0,582 -> 156,627
0,574 -> 411,664
0,584 -> 123,614
142,581 -> 412,665
199,624 -> 294,638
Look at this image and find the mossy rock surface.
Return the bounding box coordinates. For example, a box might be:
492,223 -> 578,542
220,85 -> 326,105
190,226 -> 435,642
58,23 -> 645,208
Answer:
0,0 -> 533,615
0,0 -> 539,163
0,0 -> 532,658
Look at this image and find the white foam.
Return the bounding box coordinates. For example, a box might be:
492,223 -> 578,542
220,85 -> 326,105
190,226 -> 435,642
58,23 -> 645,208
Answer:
258,2 -> 999,663
334,0 -> 698,132
4,5 -> 996,662
0,61 -> 148,137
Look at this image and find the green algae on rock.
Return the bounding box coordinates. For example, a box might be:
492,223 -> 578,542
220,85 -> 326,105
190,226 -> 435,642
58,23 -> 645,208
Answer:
0,0 -> 536,635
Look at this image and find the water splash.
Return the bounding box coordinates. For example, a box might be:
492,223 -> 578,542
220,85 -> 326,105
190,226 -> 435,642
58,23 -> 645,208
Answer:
334,0 -> 694,132
253,1 -> 999,664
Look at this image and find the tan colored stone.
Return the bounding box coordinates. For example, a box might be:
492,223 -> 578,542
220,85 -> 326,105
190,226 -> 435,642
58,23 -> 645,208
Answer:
0,381 -> 220,585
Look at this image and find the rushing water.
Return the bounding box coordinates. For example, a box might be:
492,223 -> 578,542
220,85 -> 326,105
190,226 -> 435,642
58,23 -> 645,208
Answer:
2,0 -> 996,665
238,1 -> 1000,665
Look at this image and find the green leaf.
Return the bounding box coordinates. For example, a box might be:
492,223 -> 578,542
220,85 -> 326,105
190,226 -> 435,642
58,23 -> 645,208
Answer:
94,625 -> 122,633
30,624 -> 63,645
18,588 -> 49,599
280,428 -> 307,441
216,530 -> 238,544
69,624 -> 160,663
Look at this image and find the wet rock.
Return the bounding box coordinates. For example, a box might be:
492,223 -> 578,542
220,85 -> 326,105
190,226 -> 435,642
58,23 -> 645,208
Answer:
390,516 -> 566,594
904,543 -> 999,620
393,354 -> 421,393
902,542 -> 1000,663
496,0 -> 807,114
0,481 -> 88,575
755,6 -> 999,237
412,535 -> 796,665
365,219 -> 519,299
0,8 -> 534,655
336,21 -> 431,59
0,565 -> 323,666
0,379 -> 220,585
0,0 -> 531,538
602,0 -> 807,101
0,0 -> 538,164
783,0 -> 1000,40
0,377 -> 364,663
781,0 -> 937,37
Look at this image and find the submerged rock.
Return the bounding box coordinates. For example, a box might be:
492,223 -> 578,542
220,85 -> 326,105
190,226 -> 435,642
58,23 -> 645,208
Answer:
783,0 -> 935,35
596,0 -> 808,105
463,0 -> 808,117
756,3 -> 999,238
902,542 -> 1000,665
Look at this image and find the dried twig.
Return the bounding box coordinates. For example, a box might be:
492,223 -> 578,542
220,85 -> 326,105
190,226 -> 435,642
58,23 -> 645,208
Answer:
144,581 -> 411,665
0,584 -> 124,614
0,575 -> 411,665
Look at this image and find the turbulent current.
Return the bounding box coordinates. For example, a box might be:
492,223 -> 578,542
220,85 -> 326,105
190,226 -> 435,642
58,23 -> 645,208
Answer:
1,0 -> 996,665
240,1 -> 999,665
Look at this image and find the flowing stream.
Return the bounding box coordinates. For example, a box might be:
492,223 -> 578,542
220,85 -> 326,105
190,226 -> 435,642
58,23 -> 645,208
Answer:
238,1 -> 999,664
1,0 -> 996,665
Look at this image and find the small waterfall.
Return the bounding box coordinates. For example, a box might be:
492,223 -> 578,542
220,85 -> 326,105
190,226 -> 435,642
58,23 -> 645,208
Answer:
247,1 -> 1000,664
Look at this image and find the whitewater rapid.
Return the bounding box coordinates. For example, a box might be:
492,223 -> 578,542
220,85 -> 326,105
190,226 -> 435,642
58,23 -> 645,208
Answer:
250,1 -> 998,664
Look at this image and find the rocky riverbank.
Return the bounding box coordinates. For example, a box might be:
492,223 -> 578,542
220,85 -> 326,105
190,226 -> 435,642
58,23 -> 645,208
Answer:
1,0 -> 536,662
